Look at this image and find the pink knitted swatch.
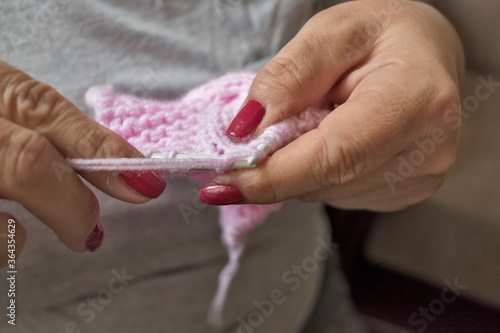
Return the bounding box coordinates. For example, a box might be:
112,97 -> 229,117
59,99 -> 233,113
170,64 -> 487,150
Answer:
82,72 -> 330,247
82,72 -> 331,324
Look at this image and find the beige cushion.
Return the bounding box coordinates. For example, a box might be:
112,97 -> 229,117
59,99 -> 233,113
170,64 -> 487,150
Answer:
366,1 -> 500,307
428,0 -> 500,73
366,70 -> 500,307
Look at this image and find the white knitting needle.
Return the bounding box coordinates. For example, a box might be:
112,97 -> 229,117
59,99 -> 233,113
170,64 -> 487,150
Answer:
150,153 -> 258,169
150,142 -> 271,170
68,143 -> 271,172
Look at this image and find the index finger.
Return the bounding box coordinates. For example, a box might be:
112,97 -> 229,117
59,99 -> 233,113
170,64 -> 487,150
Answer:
225,1 -> 385,141
208,64 -> 457,204
0,61 -> 166,202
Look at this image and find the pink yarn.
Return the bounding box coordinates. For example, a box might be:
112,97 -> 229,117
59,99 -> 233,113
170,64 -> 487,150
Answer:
82,72 -> 331,324
82,71 -> 331,247
75,72 -> 329,175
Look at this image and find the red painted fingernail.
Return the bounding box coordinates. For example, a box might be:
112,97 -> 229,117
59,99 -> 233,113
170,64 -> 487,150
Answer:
86,221 -> 104,252
226,100 -> 266,140
119,170 -> 166,199
199,184 -> 244,205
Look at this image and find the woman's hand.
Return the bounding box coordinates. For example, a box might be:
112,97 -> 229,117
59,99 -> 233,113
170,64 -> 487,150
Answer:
200,0 -> 465,211
0,61 -> 166,267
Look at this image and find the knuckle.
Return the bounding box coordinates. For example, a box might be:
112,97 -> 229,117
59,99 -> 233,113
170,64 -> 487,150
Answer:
418,72 -> 461,127
314,130 -> 368,187
267,56 -> 305,92
310,139 -> 335,188
0,70 -> 27,119
319,3 -> 384,60
6,76 -> 65,129
332,140 -> 366,185
243,169 -> 279,204
1,128 -> 54,192
435,75 -> 461,115
257,56 -> 308,107
72,125 -> 114,158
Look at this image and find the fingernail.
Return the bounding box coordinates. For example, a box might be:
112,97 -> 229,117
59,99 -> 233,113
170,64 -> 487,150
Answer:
226,100 -> 266,140
199,184 -> 244,205
119,170 -> 166,199
86,221 -> 104,252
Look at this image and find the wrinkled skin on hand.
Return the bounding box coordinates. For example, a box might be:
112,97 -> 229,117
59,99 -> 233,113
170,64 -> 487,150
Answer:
0,61 -> 165,267
209,0 -> 465,212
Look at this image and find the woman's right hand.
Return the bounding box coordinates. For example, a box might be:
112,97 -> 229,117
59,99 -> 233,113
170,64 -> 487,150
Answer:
0,61 -> 166,267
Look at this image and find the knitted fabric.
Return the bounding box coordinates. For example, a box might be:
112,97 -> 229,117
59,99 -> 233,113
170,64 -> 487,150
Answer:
75,73 -> 328,174
80,71 -> 331,246
80,72 -> 331,324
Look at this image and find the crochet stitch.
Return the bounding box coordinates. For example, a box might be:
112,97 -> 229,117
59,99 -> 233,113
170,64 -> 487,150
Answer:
81,71 -> 331,325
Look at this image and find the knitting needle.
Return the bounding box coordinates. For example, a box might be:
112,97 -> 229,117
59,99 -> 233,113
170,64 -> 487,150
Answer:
148,142 -> 272,170
67,144 -> 271,172
149,153 -> 258,169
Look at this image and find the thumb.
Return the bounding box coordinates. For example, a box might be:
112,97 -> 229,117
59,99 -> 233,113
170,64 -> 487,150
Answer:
225,3 -> 381,140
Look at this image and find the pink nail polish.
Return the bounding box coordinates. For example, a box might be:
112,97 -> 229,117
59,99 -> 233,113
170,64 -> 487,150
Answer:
199,184 -> 244,205
86,221 -> 104,252
119,170 -> 166,199
226,100 -> 266,140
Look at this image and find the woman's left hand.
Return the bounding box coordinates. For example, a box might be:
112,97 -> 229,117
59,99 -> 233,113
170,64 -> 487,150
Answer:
199,0 -> 465,211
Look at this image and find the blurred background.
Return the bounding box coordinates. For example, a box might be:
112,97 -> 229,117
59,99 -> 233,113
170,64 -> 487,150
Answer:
329,1 -> 500,331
